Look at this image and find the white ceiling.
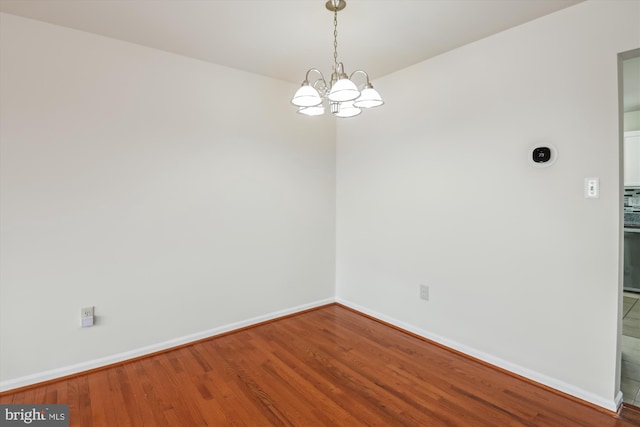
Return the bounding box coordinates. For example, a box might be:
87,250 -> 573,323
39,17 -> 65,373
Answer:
0,0 -> 584,84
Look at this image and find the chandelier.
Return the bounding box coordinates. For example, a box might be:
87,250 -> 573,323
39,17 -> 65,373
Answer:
291,0 -> 384,118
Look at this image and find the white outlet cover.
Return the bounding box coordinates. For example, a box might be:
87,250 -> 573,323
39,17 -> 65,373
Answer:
81,306 -> 94,328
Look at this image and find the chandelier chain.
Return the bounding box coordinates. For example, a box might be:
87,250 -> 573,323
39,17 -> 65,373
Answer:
333,9 -> 338,70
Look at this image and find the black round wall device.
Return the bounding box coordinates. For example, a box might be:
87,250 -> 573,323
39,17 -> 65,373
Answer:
532,147 -> 551,163
529,144 -> 557,167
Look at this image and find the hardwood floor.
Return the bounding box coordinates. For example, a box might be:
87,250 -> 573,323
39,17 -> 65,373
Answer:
1,304 -> 639,426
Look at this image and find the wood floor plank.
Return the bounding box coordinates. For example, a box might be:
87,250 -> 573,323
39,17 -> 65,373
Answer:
124,360 -> 172,427
86,372 -> 111,427
1,304 -> 638,426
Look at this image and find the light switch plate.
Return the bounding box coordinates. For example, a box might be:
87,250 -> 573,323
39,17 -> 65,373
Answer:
585,177 -> 599,198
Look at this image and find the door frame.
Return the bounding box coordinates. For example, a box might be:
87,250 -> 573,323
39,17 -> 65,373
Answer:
617,47 -> 640,409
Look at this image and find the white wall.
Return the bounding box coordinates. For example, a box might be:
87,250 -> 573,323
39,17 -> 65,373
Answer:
0,13 -> 336,388
336,0 -> 639,410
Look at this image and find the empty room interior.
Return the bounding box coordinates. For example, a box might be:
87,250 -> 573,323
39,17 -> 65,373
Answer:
1,0 -> 640,425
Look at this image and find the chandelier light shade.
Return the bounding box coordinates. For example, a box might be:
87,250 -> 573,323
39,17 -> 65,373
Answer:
328,75 -> 360,102
291,0 -> 384,118
298,105 -> 325,116
353,84 -> 384,108
333,100 -> 361,118
292,84 -> 322,107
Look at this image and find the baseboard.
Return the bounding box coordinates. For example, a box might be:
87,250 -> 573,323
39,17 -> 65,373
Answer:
0,298 -> 335,393
336,297 -> 619,412
615,390 -> 624,412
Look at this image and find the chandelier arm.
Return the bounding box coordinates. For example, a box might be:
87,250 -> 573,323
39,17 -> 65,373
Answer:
311,79 -> 328,97
334,62 -> 348,80
349,70 -> 371,88
305,68 -> 327,84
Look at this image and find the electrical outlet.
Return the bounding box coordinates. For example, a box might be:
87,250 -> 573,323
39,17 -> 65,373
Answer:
420,285 -> 429,301
81,306 -> 94,328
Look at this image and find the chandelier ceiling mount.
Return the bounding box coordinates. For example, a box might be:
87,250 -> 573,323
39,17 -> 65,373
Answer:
325,0 -> 346,12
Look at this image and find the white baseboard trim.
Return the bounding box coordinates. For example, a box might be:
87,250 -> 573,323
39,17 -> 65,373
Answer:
336,297 -> 619,412
0,298 -> 335,393
614,390 -> 624,412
